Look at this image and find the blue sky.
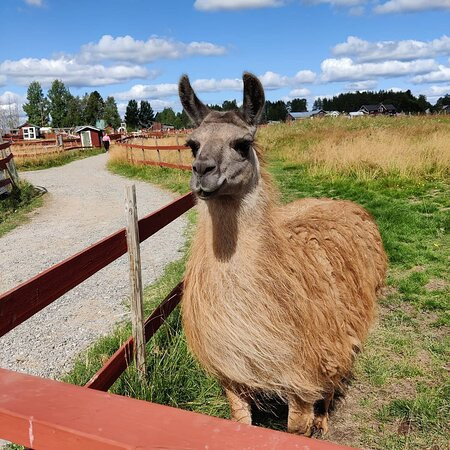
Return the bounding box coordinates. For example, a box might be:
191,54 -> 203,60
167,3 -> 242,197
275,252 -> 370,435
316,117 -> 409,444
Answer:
1,0 -> 449,117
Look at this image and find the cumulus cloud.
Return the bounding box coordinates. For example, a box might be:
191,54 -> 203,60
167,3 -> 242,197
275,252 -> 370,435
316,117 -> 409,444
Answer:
305,0 -> 365,6
346,80 -> 378,90
424,84 -> 450,96
374,0 -> 450,14
0,91 -> 24,106
294,70 -> 316,83
194,0 -> 284,10
412,65 -> 450,83
289,88 -> 311,96
321,57 -> 437,81
80,35 -> 226,64
192,77 -> 243,91
0,57 -> 150,87
333,35 -> 450,62
114,84 -> 179,101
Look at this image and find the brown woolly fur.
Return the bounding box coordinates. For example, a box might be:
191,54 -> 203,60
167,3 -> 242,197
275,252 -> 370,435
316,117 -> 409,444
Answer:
183,173 -> 386,401
179,72 -> 387,434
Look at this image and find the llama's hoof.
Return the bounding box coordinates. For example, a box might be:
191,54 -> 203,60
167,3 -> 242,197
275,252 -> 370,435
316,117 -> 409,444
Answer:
313,413 -> 329,436
288,417 -> 314,436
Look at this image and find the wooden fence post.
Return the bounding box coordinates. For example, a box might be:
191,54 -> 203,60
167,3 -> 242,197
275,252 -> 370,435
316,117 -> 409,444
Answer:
125,185 -> 147,381
154,137 -> 161,167
176,136 -> 182,167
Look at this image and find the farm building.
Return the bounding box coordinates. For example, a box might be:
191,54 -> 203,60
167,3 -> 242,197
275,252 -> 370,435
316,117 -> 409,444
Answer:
75,126 -> 102,148
359,103 -> 396,115
286,109 -> 326,121
441,105 -> 450,114
18,122 -> 41,140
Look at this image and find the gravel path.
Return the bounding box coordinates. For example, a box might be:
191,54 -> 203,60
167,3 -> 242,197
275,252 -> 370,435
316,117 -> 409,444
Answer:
0,153 -> 187,379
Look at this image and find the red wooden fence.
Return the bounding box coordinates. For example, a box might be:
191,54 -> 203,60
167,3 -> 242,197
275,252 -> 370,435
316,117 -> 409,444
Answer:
116,140 -> 192,171
0,368 -> 352,450
0,192 -> 195,337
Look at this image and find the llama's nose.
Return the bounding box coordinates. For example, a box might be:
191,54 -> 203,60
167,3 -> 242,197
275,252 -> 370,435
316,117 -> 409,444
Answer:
193,159 -> 217,177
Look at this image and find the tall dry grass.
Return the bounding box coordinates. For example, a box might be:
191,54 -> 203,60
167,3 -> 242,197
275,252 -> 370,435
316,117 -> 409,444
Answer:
258,116 -> 450,180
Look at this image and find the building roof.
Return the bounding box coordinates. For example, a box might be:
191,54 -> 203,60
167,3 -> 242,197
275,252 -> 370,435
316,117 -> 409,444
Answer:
18,122 -> 39,129
289,111 -> 312,119
289,109 -> 325,119
360,104 -> 380,112
75,125 -> 101,133
384,104 -> 396,111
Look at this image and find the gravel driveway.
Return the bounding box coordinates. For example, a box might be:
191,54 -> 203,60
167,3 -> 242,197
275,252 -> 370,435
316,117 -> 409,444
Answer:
0,153 -> 187,379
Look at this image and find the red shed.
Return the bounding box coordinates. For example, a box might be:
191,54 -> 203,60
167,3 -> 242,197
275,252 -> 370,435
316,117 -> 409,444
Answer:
75,126 -> 102,148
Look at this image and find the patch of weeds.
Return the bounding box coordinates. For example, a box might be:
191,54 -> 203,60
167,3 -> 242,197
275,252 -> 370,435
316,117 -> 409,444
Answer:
0,181 -> 44,237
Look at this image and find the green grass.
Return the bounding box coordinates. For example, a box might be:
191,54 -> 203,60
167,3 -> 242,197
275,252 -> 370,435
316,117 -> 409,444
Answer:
62,124 -> 449,449
17,148 -> 104,171
108,159 -> 191,194
0,181 -> 44,237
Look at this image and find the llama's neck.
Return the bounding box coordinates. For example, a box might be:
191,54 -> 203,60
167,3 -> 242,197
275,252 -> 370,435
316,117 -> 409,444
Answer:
195,177 -> 276,264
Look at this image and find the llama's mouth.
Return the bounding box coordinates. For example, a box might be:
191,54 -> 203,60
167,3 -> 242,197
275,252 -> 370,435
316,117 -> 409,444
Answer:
197,188 -> 220,199
196,179 -> 226,200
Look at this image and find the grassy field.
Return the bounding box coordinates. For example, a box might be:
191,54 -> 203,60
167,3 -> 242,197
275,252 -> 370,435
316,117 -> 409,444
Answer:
15,147 -> 104,171
0,181 -> 44,237
66,116 -> 448,449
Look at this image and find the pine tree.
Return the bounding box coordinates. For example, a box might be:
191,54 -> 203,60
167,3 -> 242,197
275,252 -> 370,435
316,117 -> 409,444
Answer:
138,100 -> 154,128
23,81 -> 49,126
66,95 -> 83,127
104,96 -> 121,130
124,99 -> 140,130
84,91 -> 104,126
48,79 -> 70,127
288,98 -> 307,112
154,107 -> 177,126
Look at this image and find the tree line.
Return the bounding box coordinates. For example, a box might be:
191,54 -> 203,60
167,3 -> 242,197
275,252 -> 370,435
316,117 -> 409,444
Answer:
312,90 -> 440,114
23,80 -> 122,129
21,81 -> 449,132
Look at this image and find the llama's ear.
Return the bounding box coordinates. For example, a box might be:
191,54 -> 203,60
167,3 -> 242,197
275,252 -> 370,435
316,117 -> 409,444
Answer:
178,75 -> 210,127
242,72 -> 265,125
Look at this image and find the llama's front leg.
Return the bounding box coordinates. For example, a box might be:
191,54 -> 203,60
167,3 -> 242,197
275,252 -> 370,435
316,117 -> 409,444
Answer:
225,389 -> 252,425
287,395 -> 314,436
313,390 -> 334,435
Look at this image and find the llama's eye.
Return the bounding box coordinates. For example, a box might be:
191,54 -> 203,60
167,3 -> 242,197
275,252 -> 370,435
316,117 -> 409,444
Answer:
186,139 -> 200,157
232,139 -> 252,157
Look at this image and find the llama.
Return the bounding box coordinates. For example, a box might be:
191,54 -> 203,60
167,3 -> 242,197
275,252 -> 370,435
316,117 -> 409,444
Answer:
179,72 -> 387,435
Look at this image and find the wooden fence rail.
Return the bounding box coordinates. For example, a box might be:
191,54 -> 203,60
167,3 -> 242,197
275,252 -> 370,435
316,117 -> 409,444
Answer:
116,140 -> 192,171
0,368 -> 351,450
0,192 -> 195,337
0,141 -> 18,192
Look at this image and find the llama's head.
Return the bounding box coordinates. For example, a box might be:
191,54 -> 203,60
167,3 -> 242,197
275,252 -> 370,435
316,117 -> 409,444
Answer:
179,72 -> 265,200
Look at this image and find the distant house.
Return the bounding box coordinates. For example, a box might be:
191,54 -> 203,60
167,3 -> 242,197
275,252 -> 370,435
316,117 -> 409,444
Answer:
349,111 -> 365,119
286,109 -> 326,121
18,122 -> 41,140
442,105 -> 450,114
75,125 -> 103,148
359,103 -> 396,115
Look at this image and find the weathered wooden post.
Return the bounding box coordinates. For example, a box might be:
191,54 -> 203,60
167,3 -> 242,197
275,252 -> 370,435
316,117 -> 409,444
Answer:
176,136 -> 182,167
154,137 -> 161,167
125,185 -> 147,381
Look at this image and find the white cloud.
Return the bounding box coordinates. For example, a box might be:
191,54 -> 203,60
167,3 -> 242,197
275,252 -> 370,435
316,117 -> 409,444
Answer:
80,35 -> 226,64
346,80 -> 378,90
321,57 -> 437,81
0,91 -> 24,106
289,88 -> 311,96
192,77 -> 243,91
0,75 -> 6,87
114,84 -> 179,101
0,57 -> 150,87
412,65 -> 450,83
259,71 -> 290,89
425,84 -> 450,96
374,0 -> 450,14
194,0 -> 284,11
333,35 -> 450,62
25,0 -> 43,6
294,70 -> 316,83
